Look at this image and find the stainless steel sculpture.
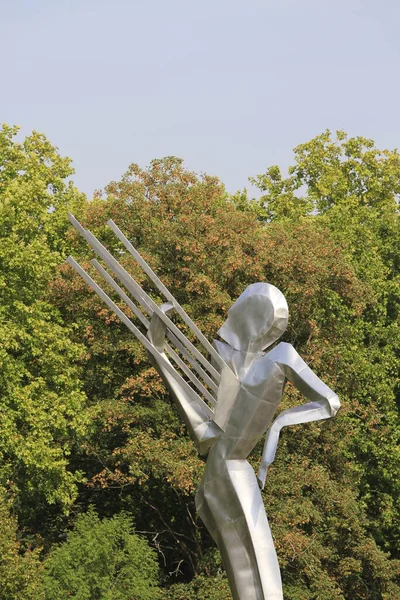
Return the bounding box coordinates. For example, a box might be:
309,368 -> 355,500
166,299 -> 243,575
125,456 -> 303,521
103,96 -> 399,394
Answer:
67,213 -> 340,600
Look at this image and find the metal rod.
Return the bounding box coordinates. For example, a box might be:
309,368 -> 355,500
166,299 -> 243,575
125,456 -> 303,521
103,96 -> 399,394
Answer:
92,260 -> 216,404
165,343 -> 217,407
93,257 -> 220,391
91,259 -> 149,329
166,332 -> 220,392
72,214 -> 153,314
68,213 -> 220,380
66,256 -> 213,419
107,218 -> 226,370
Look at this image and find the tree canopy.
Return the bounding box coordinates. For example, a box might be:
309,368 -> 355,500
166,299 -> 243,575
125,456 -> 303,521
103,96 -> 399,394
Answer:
0,125 -> 88,520
0,126 -> 399,599
44,507 -> 160,600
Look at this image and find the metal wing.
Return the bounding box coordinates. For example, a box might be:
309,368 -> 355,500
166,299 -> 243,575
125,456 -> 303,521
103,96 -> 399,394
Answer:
67,213 -> 227,415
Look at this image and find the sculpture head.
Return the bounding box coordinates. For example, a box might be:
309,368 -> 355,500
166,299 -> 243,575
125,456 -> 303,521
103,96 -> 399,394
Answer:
218,282 -> 288,353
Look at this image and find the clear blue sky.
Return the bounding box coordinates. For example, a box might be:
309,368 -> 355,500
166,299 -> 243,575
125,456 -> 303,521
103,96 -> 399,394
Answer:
2,0 -> 400,197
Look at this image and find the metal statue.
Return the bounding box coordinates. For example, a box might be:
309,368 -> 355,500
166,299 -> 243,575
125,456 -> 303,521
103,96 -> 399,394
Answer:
67,213 -> 340,600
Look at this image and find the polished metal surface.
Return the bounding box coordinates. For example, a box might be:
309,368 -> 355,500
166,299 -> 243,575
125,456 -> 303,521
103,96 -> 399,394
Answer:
67,214 -> 340,600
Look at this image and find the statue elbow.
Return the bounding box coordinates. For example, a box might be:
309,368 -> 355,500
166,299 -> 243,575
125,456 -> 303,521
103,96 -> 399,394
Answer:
328,394 -> 341,417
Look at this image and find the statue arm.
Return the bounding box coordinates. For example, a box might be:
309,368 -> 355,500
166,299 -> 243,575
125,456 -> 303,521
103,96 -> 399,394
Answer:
258,342 -> 340,488
148,303 -> 222,455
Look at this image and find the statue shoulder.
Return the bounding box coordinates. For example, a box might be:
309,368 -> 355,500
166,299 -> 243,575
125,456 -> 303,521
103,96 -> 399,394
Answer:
266,341 -> 297,363
213,339 -> 235,371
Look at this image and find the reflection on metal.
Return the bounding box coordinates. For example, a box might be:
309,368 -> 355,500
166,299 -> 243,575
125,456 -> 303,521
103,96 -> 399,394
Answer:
67,214 -> 340,600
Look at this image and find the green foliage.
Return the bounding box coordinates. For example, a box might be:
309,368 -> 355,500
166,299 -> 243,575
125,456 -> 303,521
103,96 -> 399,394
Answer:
250,130 -> 400,597
252,131 -> 400,558
44,507 -> 160,600
0,489 -> 44,600
250,129 -> 400,220
163,575 -> 232,599
51,153 -> 398,597
1,127 -> 399,599
0,125 -> 88,517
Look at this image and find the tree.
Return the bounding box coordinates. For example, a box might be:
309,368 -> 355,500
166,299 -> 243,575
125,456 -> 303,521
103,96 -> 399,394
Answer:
0,488 -> 44,600
44,507 -> 160,600
52,154 -> 400,597
2,123 -> 399,598
250,130 -> 400,596
0,125 -> 88,523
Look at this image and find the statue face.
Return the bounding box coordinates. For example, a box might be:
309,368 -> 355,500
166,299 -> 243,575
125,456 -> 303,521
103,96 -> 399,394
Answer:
218,282 -> 289,353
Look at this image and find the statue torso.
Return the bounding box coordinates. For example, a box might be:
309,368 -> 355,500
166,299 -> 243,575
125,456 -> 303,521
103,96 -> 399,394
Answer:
212,343 -> 286,459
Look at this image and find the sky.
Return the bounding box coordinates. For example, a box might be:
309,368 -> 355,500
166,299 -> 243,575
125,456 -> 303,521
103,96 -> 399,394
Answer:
1,0 -> 400,198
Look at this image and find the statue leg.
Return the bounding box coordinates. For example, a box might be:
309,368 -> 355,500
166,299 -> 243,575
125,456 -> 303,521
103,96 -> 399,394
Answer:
196,457 -> 283,600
